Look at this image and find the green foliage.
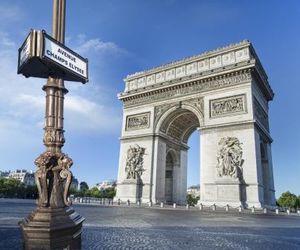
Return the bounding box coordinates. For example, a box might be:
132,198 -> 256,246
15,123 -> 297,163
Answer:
277,191 -> 300,209
101,187 -> 116,199
71,185 -> 116,199
186,194 -> 200,206
0,177 -> 37,199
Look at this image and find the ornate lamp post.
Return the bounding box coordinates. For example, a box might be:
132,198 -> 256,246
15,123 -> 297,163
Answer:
19,1 -> 85,249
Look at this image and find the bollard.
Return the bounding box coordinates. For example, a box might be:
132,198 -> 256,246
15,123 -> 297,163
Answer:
199,203 -> 203,211
212,204 -> 216,211
160,202 -> 164,208
127,200 -> 130,206
137,201 -> 141,206
251,206 -> 255,213
287,209 -> 290,215
186,204 -> 190,210
118,199 -> 121,205
263,208 -> 267,214
173,203 -> 177,208
275,208 -> 279,214
111,199 -> 114,205
238,206 -> 242,213
297,210 -> 300,216
225,204 -> 229,212
148,201 -> 152,207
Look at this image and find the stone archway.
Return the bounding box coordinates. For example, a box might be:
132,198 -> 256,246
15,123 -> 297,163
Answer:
165,151 -> 174,203
116,41 -> 276,208
154,108 -> 200,205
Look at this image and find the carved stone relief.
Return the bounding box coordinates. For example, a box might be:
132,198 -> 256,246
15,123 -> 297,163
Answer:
126,112 -> 150,131
210,94 -> 246,118
154,103 -> 176,127
216,137 -> 244,181
125,145 -> 146,180
183,97 -> 204,116
123,71 -> 251,107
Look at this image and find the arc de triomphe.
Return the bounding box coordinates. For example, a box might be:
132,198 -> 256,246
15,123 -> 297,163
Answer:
116,40 -> 276,208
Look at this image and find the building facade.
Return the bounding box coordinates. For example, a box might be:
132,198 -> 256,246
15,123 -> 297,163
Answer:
8,169 -> 35,186
116,41 -> 276,208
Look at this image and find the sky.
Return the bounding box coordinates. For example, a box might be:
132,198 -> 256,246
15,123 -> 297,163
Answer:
0,0 -> 299,197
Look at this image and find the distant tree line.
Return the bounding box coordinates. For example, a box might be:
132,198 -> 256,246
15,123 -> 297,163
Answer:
0,177 -> 38,199
0,178 -> 116,200
277,191 -> 300,210
69,181 -> 116,199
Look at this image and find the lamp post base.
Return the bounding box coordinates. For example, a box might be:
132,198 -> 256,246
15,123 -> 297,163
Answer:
20,206 -> 84,250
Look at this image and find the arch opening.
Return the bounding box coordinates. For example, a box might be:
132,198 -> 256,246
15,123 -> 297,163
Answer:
157,108 -> 201,204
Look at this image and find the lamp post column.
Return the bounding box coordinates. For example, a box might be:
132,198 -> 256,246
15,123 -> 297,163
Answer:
20,1 -> 84,249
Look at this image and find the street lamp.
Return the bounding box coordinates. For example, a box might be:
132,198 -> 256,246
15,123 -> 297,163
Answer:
19,1 -> 85,249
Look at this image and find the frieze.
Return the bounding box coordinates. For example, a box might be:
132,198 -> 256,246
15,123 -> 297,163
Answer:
123,71 -> 251,108
126,112 -> 150,131
210,94 -> 246,118
254,98 -> 269,131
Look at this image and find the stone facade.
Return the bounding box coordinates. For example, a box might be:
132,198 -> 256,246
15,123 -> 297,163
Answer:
116,40 -> 276,208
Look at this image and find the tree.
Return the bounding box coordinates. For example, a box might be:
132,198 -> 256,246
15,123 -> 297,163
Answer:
101,187 -> 116,199
69,187 -> 78,196
277,191 -> 298,210
89,187 -> 101,198
186,194 -> 200,206
79,182 -> 89,191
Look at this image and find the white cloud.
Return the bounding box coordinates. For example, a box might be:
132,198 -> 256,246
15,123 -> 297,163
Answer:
65,95 -> 121,132
0,31 -> 121,139
73,34 -> 128,56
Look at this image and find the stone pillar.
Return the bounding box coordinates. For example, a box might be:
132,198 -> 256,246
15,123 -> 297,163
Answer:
19,1 -> 84,249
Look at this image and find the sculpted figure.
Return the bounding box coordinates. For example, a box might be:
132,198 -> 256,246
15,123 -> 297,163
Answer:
34,152 -> 56,207
216,137 -> 243,180
34,152 -> 73,207
125,145 -> 145,179
55,154 -> 73,206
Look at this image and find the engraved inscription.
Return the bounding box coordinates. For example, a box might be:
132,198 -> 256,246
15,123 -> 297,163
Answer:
126,112 -> 150,130
210,94 -> 246,118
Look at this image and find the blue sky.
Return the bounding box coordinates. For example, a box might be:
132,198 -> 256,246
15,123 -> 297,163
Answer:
0,0 -> 299,197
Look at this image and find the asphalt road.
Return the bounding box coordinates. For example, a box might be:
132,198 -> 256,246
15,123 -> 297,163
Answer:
0,199 -> 300,249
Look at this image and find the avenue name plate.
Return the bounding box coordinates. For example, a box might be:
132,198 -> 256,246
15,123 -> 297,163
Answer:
18,30 -> 88,83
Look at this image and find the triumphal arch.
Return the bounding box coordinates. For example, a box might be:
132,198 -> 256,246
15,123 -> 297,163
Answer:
116,40 -> 276,208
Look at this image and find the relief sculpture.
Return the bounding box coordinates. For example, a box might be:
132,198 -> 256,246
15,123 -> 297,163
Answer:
216,137 -> 244,181
126,112 -> 150,130
210,95 -> 245,118
125,145 -> 146,179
